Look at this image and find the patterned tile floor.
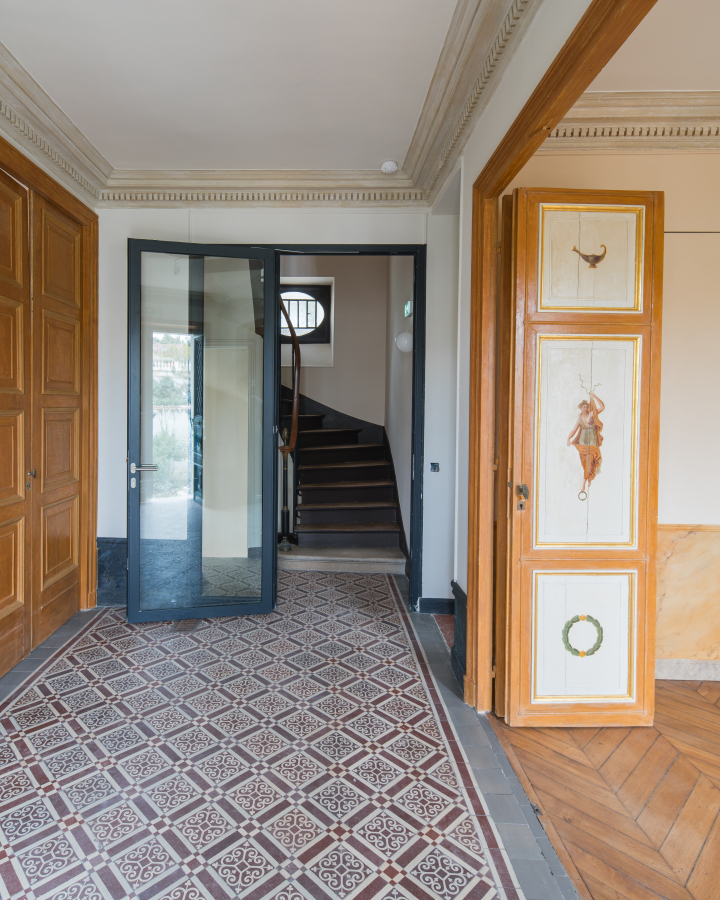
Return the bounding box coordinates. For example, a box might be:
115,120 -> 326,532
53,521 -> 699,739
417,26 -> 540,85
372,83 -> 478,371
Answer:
0,573 -> 538,900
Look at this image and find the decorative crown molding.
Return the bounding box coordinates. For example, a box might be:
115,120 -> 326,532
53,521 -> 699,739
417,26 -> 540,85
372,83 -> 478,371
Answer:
0,0 -> 541,209
0,42 -> 110,203
405,0 -> 543,200
540,91 -> 720,152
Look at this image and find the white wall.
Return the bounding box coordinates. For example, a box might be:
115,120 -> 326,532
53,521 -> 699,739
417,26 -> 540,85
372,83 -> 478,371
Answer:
280,255 -> 389,425
97,209 -> 424,539
450,0 -> 594,591
505,152 -> 720,525
385,257 -> 414,547
423,212 -> 460,599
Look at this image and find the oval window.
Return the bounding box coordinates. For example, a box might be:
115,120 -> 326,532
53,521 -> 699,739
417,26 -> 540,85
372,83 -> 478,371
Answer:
280,291 -> 326,337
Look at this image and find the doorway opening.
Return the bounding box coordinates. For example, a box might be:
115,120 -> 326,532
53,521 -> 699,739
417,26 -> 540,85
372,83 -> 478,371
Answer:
275,247 -> 426,611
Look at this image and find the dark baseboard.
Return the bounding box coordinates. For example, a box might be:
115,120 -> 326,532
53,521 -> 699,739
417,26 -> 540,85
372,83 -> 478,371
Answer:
450,580 -> 467,691
416,597 -> 454,615
97,537 -> 127,607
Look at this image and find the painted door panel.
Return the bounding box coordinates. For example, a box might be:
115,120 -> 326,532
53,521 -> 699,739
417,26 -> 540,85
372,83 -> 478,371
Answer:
497,188 -> 662,727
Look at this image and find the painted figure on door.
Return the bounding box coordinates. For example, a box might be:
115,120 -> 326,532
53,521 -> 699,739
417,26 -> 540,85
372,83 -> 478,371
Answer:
567,391 -> 604,498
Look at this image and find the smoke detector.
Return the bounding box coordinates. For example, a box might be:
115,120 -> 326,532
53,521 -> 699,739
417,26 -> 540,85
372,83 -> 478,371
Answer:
381,160 -> 398,174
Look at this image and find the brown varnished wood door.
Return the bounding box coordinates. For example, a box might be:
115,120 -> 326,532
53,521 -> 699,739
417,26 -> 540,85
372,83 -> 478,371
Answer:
30,193 -> 84,644
493,195 -> 515,719
0,168 -> 32,676
499,187 -> 663,728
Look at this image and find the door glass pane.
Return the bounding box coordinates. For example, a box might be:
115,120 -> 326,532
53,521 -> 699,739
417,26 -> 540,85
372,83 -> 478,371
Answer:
139,252 -> 264,611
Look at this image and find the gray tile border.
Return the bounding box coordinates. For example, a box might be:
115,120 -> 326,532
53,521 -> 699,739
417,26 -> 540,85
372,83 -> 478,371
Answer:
509,859 -> 566,900
411,611 -> 581,900
483,792 -> 529,824
497,823 -> 545,860
471,767 -> 515,795
0,608 -> 104,701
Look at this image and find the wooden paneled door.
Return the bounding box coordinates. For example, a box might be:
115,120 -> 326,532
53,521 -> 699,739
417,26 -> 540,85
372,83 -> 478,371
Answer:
495,187 -> 663,728
31,194 -> 84,645
0,136 -> 98,678
0,169 -> 32,673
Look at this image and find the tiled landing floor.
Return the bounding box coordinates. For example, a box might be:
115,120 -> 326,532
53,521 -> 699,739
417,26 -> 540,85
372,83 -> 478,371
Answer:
0,573 -> 519,900
0,573 -> 577,900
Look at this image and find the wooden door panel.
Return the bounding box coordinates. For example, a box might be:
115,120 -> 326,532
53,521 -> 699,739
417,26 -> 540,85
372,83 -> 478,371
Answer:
0,296 -> 23,392
0,410 -> 23,507
42,311 -> 80,395
0,516 -> 24,620
0,167 -> 30,678
31,192 -> 84,644
0,177 -> 24,289
501,188 -> 662,728
40,206 -> 81,308
37,580 -> 79,645
41,495 -> 78,589
42,408 -> 79,492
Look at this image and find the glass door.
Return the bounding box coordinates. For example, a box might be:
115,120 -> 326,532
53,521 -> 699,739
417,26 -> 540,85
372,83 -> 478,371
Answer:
127,241 -> 277,621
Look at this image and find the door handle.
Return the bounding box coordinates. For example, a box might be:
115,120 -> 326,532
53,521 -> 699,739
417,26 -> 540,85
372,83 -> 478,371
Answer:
130,463 -> 158,473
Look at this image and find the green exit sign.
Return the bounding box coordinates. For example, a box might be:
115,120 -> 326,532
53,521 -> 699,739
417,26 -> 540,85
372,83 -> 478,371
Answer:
404,300 -> 413,318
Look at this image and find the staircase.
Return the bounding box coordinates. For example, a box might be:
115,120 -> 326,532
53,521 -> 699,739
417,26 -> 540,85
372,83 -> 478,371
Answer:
281,400 -> 402,548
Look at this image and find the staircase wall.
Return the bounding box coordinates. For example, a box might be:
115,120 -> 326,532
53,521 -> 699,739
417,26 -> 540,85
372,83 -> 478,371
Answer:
280,254 -> 388,425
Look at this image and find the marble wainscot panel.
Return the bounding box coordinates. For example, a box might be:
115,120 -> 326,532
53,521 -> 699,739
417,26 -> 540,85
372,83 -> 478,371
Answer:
96,537 -> 128,606
655,525 -> 720,679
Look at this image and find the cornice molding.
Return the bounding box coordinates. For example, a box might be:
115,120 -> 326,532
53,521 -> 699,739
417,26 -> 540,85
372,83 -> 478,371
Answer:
540,91 -> 720,152
406,0 -> 543,200
0,0 -> 550,210
0,42 -> 110,202
99,169 -> 424,207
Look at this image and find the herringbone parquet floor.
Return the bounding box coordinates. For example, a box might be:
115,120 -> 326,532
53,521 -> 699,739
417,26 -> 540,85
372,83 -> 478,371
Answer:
491,681 -> 720,900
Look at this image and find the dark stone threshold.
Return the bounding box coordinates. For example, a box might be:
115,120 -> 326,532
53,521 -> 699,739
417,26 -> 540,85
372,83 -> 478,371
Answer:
451,579 -> 467,691
416,597 -> 454,615
97,537 -> 127,607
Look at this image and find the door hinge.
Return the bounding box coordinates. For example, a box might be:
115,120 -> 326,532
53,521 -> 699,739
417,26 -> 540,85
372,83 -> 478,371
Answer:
126,559 -> 129,570
491,665 -> 497,679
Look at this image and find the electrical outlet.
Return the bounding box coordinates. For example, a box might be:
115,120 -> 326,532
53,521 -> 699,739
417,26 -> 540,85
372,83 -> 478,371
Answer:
430,463 -> 439,472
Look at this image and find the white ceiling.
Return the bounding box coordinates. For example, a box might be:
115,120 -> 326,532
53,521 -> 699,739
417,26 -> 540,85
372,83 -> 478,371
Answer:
589,0 -> 720,92
0,0 -> 456,171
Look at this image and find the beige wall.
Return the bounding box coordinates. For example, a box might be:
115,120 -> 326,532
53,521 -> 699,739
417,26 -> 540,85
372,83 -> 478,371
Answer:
280,255 -> 388,425
506,151 -> 720,663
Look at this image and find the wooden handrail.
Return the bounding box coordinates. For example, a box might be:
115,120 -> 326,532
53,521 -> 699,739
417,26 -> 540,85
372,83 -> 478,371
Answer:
279,298 -> 300,454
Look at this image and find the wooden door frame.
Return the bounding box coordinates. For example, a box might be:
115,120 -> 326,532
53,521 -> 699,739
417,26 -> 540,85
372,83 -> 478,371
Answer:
464,0 -> 659,712
0,134 -> 99,613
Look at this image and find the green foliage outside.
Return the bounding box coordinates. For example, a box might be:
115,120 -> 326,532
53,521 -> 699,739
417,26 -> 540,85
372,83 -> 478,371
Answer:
153,427 -> 188,497
153,375 -> 187,406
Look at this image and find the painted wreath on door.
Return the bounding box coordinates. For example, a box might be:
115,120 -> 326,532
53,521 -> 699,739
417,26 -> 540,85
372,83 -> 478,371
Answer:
562,614 -> 603,658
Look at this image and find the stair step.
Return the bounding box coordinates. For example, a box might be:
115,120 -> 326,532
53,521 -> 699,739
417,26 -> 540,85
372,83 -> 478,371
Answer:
297,501 -> 397,511
297,429 -> 361,447
298,480 -> 394,490
299,461 -> 390,471
300,442 -> 380,452
295,522 -> 401,533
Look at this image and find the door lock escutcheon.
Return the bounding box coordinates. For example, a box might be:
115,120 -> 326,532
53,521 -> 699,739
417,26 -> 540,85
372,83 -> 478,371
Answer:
516,483 -> 529,510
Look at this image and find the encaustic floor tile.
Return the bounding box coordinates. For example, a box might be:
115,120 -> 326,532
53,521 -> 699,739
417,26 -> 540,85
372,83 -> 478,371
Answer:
0,573 -> 522,900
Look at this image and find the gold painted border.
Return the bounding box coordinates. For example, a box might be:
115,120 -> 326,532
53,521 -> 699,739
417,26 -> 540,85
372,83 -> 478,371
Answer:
531,570 -> 637,703
538,204 -> 644,312
533,334 -> 641,549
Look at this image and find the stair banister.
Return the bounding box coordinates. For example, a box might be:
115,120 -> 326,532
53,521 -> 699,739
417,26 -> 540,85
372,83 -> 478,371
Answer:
279,298 -> 300,552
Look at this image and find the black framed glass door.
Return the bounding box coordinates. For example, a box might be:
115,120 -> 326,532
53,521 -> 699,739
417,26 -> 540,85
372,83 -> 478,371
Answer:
127,240 -> 277,621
